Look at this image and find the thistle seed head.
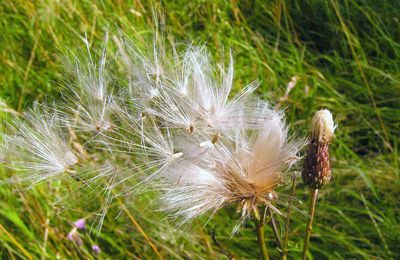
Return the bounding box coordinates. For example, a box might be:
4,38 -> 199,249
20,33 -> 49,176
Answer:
1,33 -> 307,234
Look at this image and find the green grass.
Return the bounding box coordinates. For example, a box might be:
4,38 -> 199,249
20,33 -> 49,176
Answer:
0,0 -> 399,259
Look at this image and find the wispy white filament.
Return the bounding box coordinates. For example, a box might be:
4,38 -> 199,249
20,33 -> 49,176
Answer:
0,33 -> 304,232
113,37 -> 304,227
63,33 -> 115,134
2,105 -> 78,184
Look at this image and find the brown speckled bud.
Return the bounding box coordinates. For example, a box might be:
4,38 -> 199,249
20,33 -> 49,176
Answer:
302,109 -> 335,189
302,140 -> 331,189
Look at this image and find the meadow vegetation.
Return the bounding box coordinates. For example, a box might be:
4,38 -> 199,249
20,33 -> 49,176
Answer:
0,0 -> 399,259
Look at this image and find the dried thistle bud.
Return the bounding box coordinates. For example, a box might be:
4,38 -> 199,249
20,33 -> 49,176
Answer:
302,109 -> 335,189
310,109 -> 335,143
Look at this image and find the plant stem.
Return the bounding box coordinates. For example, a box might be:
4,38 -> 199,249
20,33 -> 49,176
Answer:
119,200 -> 163,259
267,208 -> 285,260
211,228 -> 235,260
253,207 -> 269,260
302,188 -> 319,260
282,176 -> 297,260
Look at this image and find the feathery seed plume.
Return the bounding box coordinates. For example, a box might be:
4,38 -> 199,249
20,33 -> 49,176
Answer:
112,38 -> 305,229
0,32 -> 305,237
64,34 -> 115,134
2,105 -> 78,184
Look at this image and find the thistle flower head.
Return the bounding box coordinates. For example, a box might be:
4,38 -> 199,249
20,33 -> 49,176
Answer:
303,109 -> 336,189
74,218 -> 86,230
67,227 -> 83,246
92,244 -> 101,254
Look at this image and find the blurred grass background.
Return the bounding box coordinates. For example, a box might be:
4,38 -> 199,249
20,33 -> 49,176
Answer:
0,0 -> 399,259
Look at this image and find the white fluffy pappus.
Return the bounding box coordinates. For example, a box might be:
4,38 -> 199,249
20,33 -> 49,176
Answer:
116,38 -> 275,135
112,38 -> 305,228
63,34 -> 115,134
157,113 -> 303,229
1,105 -> 78,184
0,32 -> 305,233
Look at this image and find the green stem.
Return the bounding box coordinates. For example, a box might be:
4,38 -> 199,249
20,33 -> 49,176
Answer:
282,176 -> 297,260
302,188 -> 319,260
253,207 -> 269,260
268,208 -> 285,259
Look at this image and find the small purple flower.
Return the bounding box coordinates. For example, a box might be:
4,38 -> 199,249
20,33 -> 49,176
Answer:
67,227 -> 83,246
74,218 -> 86,230
92,244 -> 101,254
